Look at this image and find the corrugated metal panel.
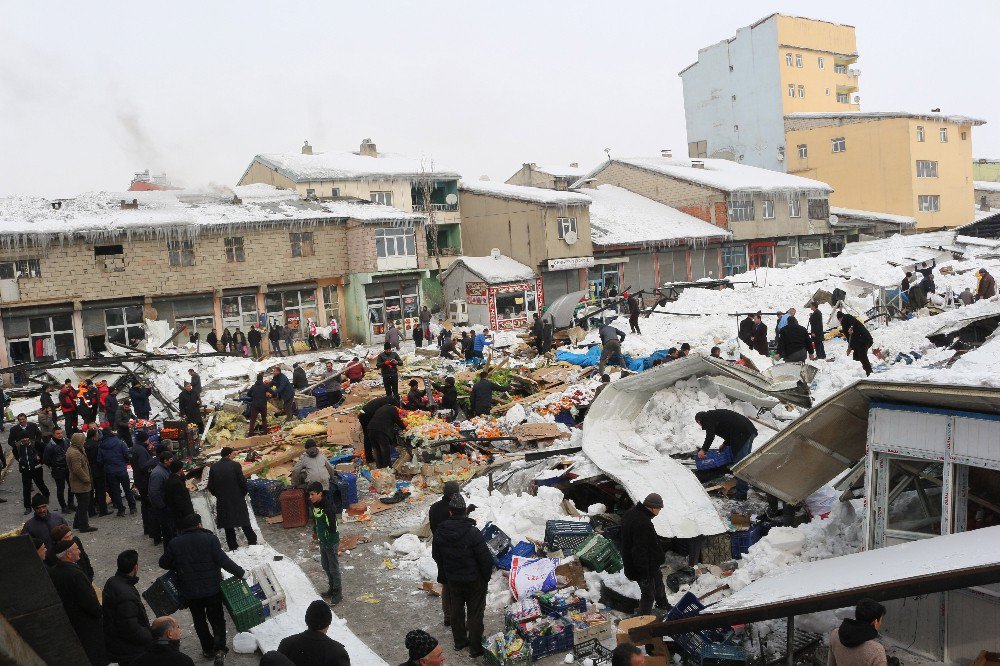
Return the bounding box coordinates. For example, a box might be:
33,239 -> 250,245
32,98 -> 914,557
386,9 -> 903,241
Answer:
870,407 -> 949,456
953,416 -> 1000,466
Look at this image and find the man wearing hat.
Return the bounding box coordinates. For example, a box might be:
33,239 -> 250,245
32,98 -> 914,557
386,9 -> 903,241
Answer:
431,492 -> 493,657
159,513 -> 245,662
277,599 -> 350,665
11,429 -> 49,515
21,493 -> 67,552
50,523 -> 94,582
429,481 -> 462,627
620,493 -> 668,614
49,538 -> 106,666
401,629 -> 444,666
207,447 -> 257,551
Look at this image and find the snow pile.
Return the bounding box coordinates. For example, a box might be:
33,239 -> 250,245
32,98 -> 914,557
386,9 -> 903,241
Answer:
464,476 -> 582,544
585,184 -> 731,247
389,534 -> 438,581
460,180 -> 591,207
449,254 -> 537,283
254,149 -> 460,181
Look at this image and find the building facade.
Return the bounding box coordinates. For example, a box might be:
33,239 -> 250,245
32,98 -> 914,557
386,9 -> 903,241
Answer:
505,163 -> 590,191
440,254 -> 542,330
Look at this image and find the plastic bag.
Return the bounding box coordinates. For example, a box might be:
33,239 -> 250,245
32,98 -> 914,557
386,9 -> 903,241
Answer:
508,556 -> 559,600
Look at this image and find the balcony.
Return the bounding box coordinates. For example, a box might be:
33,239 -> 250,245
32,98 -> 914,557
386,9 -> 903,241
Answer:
412,202 -> 459,213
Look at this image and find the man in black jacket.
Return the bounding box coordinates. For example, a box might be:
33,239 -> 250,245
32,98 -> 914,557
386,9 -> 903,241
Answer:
376,343 -> 403,400
367,401 -> 404,468
159,513 -> 245,661
248,326 -> 263,360
837,311 -> 874,376
627,293 -> 642,335
807,302 -> 826,359
432,494 -> 493,657
131,432 -> 156,537
277,600 -> 351,666
207,447 -> 257,551
469,372 -> 508,418
84,426 -> 109,517
774,316 -> 814,362
50,538 -> 106,666
620,493 -> 667,614
358,396 -> 398,465
164,460 -> 194,526
597,324 -> 627,375
8,412 -> 42,454
738,314 -> 754,346
428,481 -> 461,628
696,409 -> 758,500
247,373 -> 270,435
177,383 -> 203,434
11,433 -> 50,515
103,549 -> 153,665
292,363 -> 308,391
43,426 -> 74,513
133,616 -> 195,666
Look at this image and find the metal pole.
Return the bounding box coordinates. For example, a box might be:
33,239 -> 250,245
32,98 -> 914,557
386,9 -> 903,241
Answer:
786,616 -> 795,666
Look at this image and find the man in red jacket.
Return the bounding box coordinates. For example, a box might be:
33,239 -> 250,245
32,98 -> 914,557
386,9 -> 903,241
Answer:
59,379 -> 78,434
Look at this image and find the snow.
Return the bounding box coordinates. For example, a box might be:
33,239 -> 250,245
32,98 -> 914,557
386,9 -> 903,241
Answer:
251,151 -> 460,182
838,230 -> 957,258
830,206 -> 916,227
584,185 -> 731,248
445,254 -> 537,284
529,163 -> 590,178
975,181 -> 1000,193
574,157 -> 832,194
786,111 -> 987,126
459,180 -> 592,206
465,476 -> 581,544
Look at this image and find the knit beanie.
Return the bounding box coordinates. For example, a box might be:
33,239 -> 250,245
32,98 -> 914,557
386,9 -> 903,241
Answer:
405,629 -> 439,660
305,599 -> 333,631
50,524 -> 71,542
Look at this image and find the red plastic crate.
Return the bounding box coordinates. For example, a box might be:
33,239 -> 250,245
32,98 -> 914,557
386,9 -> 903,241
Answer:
280,488 -> 308,528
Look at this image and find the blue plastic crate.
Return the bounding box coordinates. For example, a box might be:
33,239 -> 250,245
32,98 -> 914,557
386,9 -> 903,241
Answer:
666,592 -> 734,658
295,407 -> 316,419
516,615 -> 574,660
496,541 -> 536,571
247,478 -> 285,517
700,643 -> 746,666
338,472 -> 358,506
482,522 -> 512,560
730,523 -> 765,559
696,448 -> 733,470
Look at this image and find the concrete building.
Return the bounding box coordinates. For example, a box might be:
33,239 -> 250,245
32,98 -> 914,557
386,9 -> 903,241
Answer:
505,163 -> 590,191
975,181 -> 1000,210
680,14 -> 860,172
829,206 -> 916,240
574,155 -> 835,273
440,254 -> 541,330
457,180 -> 593,304
0,185 -> 427,371
239,139 -> 463,268
785,112 -> 985,229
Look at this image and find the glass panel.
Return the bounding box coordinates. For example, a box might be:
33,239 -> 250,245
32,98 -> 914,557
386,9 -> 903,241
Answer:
965,467 -> 1000,531
241,295 -> 257,311
125,306 -> 144,324
376,237 -> 386,257
51,314 -> 72,331
405,233 -> 415,255
265,293 -> 283,313
54,333 -> 75,360
105,308 -> 124,327
222,297 -> 239,318
298,289 -> 317,307
29,317 -> 51,334
885,459 -> 943,536
107,327 -> 127,345
126,325 -> 146,345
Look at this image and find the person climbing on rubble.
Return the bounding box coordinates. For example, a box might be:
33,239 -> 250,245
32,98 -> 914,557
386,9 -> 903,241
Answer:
827,599 -> 888,666
469,371 -> 508,418
377,342 -> 403,401
460,331 -> 474,362
750,313 -> 769,357
439,334 -> 458,360
359,395 -> 399,465
626,291 -> 642,335
977,268 -> 996,300
620,493 -> 668,614
291,439 -> 336,489
269,366 -> 296,418
807,302 -> 826,360
836,311 -> 874,376
696,409 -> 758,501
178,382 -> 204,433
129,381 -> 152,421
530,313 -> 545,354
367,399 -> 405,469
774,315 -> 814,362
597,323 -> 626,375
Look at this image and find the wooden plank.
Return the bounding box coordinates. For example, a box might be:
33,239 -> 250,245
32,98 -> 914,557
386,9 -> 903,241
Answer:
241,444 -> 303,477
212,434 -> 276,452
512,423 -> 564,442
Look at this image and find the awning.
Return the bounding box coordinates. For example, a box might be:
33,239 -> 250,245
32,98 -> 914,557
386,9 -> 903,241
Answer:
734,380 -> 1000,504
630,524 -> 1000,640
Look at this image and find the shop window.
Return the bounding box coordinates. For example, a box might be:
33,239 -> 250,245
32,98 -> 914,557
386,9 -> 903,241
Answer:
105,305 -> 146,346
23,314 -> 75,361
748,244 -> 774,269
290,231 -> 315,257
167,240 -> 195,266
0,258 -> 41,279
225,236 -> 246,262
722,246 -> 747,276
322,285 -> 340,324
494,288 -> 537,323
885,459 -> 943,537
375,227 -> 416,258
222,294 -> 259,331
823,235 -> 846,257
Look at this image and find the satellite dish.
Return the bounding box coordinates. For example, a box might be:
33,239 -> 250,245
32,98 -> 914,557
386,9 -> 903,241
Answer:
445,193 -> 458,205
829,214 -> 839,225
564,229 -> 578,245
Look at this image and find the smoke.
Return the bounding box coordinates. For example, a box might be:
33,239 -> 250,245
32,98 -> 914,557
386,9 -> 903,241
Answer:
116,105 -> 164,170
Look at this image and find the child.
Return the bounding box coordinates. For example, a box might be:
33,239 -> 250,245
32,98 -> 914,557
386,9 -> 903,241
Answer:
308,481 -> 342,605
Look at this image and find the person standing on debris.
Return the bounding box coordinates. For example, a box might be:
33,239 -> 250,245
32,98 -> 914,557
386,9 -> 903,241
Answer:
159,513 -> 246,664
413,319 -> 425,348
530,313 -> 545,354
472,328 -> 491,363
12,432 -> 49,516
268,323 -> 282,357
460,331 -> 474,362
377,342 -> 403,401
359,395 -> 398,465
917,260 -> 936,295
386,320 -> 402,351
291,439 -> 336,488
103,549 -> 153,665
344,357 -> 366,383
164,460 -> 194,528
133,616 -> 196,666
439,334 -> 458,360
778,307 -> 796,331
115,398 -> 136,446
597,323 -> 626,375
247,373 -> 270,435
248,325 -> 263,360
959,287 -> 974,306
277,600 -> 351,665
621,493 -> 667,614
432,377 -> 458,417
429,481 -> 461,627
750,313 -> 769,357
67,433 -> 96,533
292,362 -> 308,391
401,629 -> 445,666
836,312 -> 874,376
283,323 -> 296,356
130,382 -> 152,421
696,410 -> 758,501
627,292 -> 642,335
148,450 -> 176,547
827,599 -> 887,666
270,366 -> 296,418
188,369 -> 202,402
60,378 -> 79,433
178,382 -> 203,434
44,426 -> 74,513
775,316 -> 814,363
977,268 -> 996,300
208,447 -> 258,551
469,371 -> 507,418
432,493 -> 493,657
307,481 -> 343,605
808,302 -> 826,360
50,538 -> 107,666
220,328 -> 233,354
367,400 -> 405,469
131,431 -> 156,538
206,329 -> 219,352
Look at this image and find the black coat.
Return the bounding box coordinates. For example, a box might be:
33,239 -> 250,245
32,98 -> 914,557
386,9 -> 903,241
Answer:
85,436 -> 106,479
775,322 -> 812,358
45,536 -> 94,582
133,641 -> 196,666
270,373 -> 294,401
750,322 -> 769,357
177,390 -> 201,424
840,314 -> 873,349
102,573 -> 152,663
159,527 -> 244,601
431,516 -> 494,585
293,367 -> 308,391
249,380 -> 270,408
620,504 -> 665,581
49,560 -> 106,666
428,496 -> 453,534
164,474 -> 194,524
470,380 -> 506,416
360,397 -> 394,426
698,408 -> 757,453
130,443 -> 155,495
376,350 -> 402,377
189,373 -> 202,398
808,309 -> 824,337
129,386 -> 153,419
367,403 -> 404,437
248,328 -> 262,346
8,422 -> 42,449
277,630 -> 351,666
40,390 -> 56,412
208,458 -> 251,529
433,383 -> 457,411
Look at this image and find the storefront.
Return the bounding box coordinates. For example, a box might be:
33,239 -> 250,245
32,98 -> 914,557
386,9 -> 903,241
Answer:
3,304 -> 76,375
747,241 -> 776,270
365,280 -> 420,343
441,255 -> 541,330
587,262 -> 622,299
152,294 -> 215,341
82,299 -> 146,353
488,279 -> 542,330
265,285 -> 319,339
541,256 -> 592,303
222,290 -> 260,332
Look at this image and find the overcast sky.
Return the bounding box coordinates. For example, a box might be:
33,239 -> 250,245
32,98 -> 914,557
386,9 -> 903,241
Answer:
2,1 -> 998,198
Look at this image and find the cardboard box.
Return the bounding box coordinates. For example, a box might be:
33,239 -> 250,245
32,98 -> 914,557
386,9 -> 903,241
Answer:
617,615 -> 669,657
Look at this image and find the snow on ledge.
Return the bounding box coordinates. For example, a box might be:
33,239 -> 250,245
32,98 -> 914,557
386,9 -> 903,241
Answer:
459,180 -> 592,206
444,254 -> 537,283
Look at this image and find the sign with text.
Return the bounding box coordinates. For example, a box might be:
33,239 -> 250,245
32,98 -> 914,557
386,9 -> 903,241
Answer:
547,256 -> 594,271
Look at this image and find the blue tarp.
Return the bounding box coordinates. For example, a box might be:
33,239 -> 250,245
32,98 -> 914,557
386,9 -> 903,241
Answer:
555,345 -> 672,373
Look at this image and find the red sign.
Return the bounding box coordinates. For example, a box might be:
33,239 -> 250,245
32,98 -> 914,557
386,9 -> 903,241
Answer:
466,281 -> 488,305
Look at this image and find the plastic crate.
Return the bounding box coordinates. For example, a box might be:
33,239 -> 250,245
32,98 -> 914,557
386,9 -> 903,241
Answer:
516,616 -> 574,660
696,448 -> 733,471
569,613 -> 614,645
482,522 -> 513,560
544,520 -> 593,551
666,592 -> 734,658
338,472 -> 358,506
730,523 -> 765,559
142,572 -> 182,616
280,488 -> 308,529
220,576 -> 265,632
700,643 -> 747,666
573,638 -> 612,665
574,534 -> 623,574
536,591 -> 587,616
247,478 -> 286,517
294,407 -> 316,419
251,564 -> 287,618
294,394 -> 316,409
496,541 -> 536,571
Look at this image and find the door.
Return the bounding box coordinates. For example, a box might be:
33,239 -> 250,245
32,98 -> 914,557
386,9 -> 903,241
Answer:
748,243 -> 775,270
367,299 -> 386,342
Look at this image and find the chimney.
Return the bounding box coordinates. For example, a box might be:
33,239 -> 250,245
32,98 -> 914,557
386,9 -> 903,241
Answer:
661,149 -> 672,158
554,177 -> 568,191
691,160 -> 705,169
120,199 -> 139,209
569,162 -> 579,168
301,140 -> 313,155
981,195 -> 990,212
360,139 -> 377,158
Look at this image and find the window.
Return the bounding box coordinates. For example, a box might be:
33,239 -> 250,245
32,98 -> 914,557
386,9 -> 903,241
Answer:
961,131 -> 968,141
836,93 -> 850,103
788,84 -> 795,98
789,197 -> 802,218
375,227 -> 416,258
105,306 -> 145,346
825,88 -> 830,96
306,188 -> 315,197
0,258 -> 41,279
370,191 -> 393,206
331,187 -> 340,197
688,140 -> 707,158
834,63 -> 848,74
728,198 -> 755,222
25,314 -> 74,361
832,137 -> 846,153
221,295 -> 259,331
322,285 -> 340,325
797,144 -> 808,159
916,126 -> 925,142
94,244 -> 123,256
918,195 -> 941,212
722,245 -> 747,276
290,232 -> 315,257
167,240 -> 195,267
823,235 -> 846,257
557,217 -> 578,239
761,199 -> 775,219
94,244 -> 125,273
818,56 -> 825,69
939,127 -> 948,143
808,198 -> 830,220
795,54 -> 803,68
916,160 -> 939,178
798,85 -> 805,98
786,53 -> 793,66
224,236 -> 246,262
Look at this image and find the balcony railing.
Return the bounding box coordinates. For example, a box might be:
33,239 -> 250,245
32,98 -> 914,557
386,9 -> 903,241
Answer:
412,203 -> 458,213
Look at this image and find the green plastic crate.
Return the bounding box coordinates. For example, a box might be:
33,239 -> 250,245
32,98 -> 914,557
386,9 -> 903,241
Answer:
221,576 -> 265,632
574,534 -> 623,573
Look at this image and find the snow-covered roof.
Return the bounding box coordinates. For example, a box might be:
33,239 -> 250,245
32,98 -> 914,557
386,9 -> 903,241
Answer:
575,157 -> 832,195
975,181 -> 1000,193
830,206 -> 917,227
248,151 -> 460,183
838,230 -> 956,259
458,180 -> 592,207
0,184 -> 422,246
584,185 -> 730,248
529,163 -> 590,178
441,254 -> 537,284
786,111 -> 987,126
